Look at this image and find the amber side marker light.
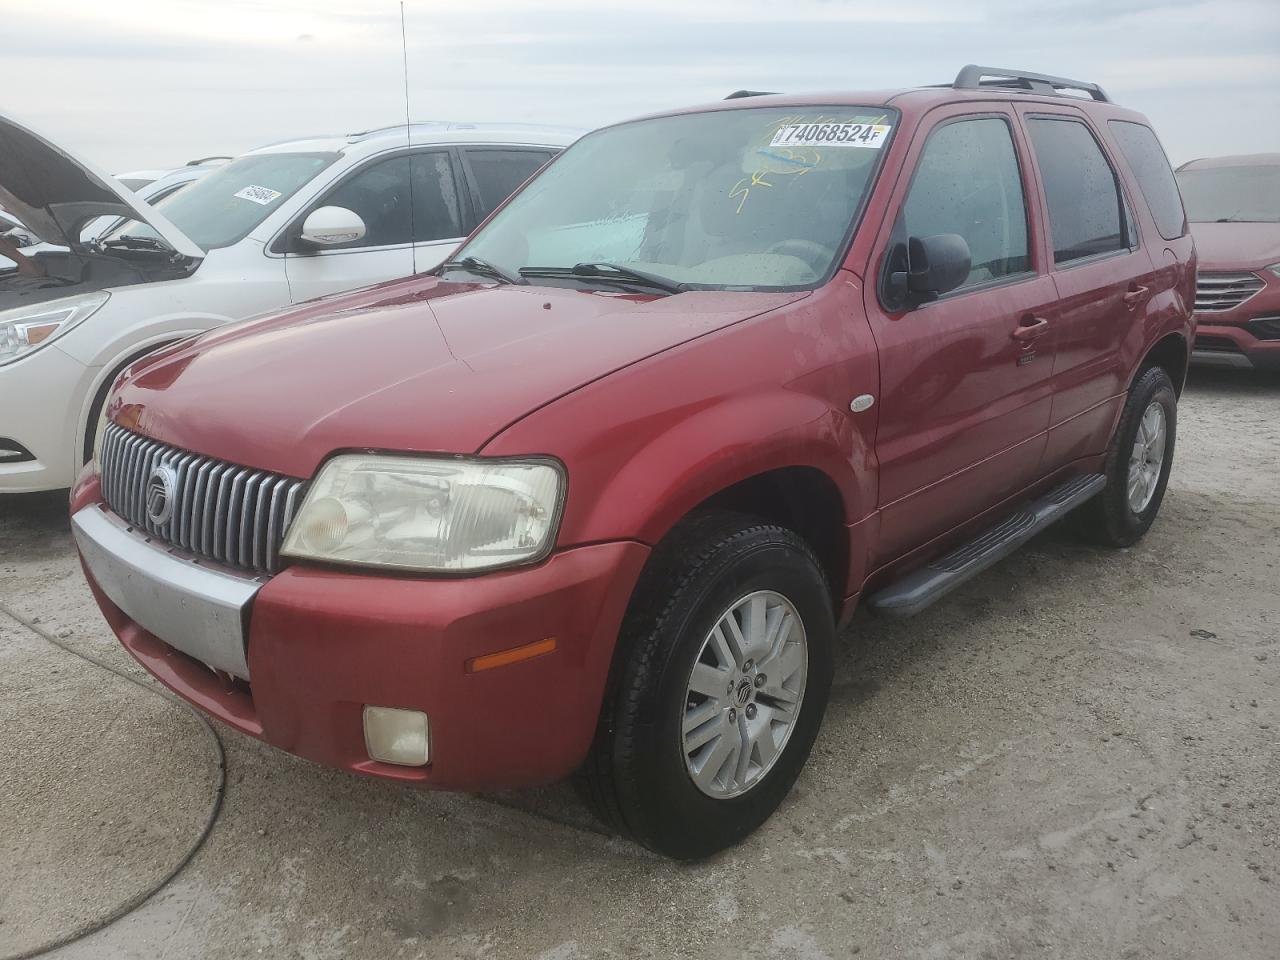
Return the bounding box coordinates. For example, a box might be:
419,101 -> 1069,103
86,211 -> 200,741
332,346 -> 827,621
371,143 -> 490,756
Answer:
23,322 -> 63,346
466,637 -> 558,673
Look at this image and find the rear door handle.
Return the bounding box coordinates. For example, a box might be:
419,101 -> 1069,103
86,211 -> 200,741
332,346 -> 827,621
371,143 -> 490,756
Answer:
1123,285 -> 1150,309
1011,316 -> 1050,343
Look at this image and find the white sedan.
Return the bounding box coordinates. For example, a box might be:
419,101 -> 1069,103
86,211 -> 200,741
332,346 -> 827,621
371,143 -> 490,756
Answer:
0,114 -> 579,492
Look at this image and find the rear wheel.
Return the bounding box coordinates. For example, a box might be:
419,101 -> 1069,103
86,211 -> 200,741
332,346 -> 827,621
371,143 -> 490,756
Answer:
1076,365 -> 1177,547
577,511 -> 834,860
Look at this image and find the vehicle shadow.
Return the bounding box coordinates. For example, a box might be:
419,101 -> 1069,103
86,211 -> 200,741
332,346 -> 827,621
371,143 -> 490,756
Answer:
1184,365 -> 1280,395
0,489 -> 72,540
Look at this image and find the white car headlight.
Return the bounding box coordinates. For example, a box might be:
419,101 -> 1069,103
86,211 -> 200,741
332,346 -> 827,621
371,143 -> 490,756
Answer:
1265,262 -> 1280,279
281,454 -> 565,573
0,293 -> 110,367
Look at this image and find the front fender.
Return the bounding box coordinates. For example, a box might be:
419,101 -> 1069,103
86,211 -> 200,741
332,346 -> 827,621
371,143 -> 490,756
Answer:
482,274 -> 881,596
569,389 -> 866,549
70,320 -> 229,468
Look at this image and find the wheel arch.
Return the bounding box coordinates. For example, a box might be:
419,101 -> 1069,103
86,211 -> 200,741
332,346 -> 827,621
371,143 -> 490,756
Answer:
1135,331 -> 1189,397
693,466 -> 850,608
74,331 -> 202,464
606,461 -> 855,657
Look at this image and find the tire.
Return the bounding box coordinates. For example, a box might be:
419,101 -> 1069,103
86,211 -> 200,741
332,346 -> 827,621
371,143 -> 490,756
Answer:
1076,365 -> 1177,547
577,510 -> 835,859
82,384 -> 111,467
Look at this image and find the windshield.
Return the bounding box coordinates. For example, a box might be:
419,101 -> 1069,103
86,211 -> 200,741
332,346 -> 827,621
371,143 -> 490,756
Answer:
454,106 -> 897,290
108,152 -> 338,250
1176,164 -> 1280,223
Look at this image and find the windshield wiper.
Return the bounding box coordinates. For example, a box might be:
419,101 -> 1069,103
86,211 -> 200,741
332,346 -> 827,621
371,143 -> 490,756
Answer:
98,235 -> 172,252
519,262 -> 687,295
439,256 -> 524,285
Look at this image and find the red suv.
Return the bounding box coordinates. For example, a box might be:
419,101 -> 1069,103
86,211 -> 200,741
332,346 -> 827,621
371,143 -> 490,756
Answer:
1176,153 -> 1280,371
72,67 -> 1194,859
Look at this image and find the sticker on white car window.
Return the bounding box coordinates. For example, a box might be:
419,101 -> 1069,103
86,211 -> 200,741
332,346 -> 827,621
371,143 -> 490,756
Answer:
234,185 -> 284,206
770,122 -> 892,149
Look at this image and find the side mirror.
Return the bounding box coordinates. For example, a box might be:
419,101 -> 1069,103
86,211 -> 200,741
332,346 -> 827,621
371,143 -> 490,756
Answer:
885,233 -> 972,310
298,206 -> 366,248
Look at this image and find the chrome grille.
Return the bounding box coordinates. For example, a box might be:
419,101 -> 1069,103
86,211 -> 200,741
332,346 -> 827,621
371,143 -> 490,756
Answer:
99,422 -> 305,575
1194,271 -> 1265,312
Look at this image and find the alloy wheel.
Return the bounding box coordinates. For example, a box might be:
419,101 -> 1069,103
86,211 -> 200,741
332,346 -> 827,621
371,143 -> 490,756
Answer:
1127,400 -> 1167,514
681,590 -> 808,799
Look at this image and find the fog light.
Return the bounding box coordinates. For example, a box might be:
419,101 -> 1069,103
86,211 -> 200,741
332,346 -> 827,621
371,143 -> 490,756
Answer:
363,706 -> 430,766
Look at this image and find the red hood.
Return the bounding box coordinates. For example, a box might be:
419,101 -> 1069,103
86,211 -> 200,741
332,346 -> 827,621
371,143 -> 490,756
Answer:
109,275 -> 806,478
1189,221 -> 1280,272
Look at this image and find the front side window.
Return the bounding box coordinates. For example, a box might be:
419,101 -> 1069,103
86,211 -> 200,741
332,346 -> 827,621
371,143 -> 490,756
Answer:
305,151 -> 463,249
454,106 -> 897,290
1108,121 -> 1186,240
322,155 -> 414,248
411,152 -> 464,242
1027,118 -> 1129,264
109,152 -> 337,251
465,149 -> 555,220
1176,163 -> 1280,223
900,117 -> 1030,290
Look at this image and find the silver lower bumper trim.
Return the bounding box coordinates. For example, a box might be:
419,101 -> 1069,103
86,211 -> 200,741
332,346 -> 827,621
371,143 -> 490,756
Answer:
73,505 -> 262,679
1191,349 -> 1254,369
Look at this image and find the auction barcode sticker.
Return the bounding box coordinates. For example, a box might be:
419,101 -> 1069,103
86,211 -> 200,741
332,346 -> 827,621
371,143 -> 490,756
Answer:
234,185 -> 283,205
770,122 -> 892,149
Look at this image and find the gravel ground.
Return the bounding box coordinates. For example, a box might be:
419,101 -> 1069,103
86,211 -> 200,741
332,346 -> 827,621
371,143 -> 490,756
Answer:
0,367 -> 1276,960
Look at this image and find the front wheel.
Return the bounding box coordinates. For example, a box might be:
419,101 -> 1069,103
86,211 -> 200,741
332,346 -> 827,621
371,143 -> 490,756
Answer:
1076,365 -> 1178,547
577,511 -> 834,859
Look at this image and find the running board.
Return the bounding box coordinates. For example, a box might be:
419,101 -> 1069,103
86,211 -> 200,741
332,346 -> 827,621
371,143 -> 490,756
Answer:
867,473 -> 1106,617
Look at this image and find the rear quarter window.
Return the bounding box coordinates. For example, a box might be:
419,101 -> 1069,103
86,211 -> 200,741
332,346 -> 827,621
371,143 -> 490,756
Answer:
1108,121 -> 1187,241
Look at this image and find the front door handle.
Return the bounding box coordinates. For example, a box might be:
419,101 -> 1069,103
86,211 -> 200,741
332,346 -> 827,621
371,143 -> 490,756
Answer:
1011,316 -> 1050,343
1123,285 -> 1150,309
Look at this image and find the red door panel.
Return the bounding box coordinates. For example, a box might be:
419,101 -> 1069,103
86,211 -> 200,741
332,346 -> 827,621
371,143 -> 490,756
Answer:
869,274 -> 1060,559
858,105 -> 1057,565
1015,106 -> 1160,468
1041,250 -> 1156,464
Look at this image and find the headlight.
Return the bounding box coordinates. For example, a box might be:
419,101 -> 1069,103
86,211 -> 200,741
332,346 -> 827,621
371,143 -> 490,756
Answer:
281,454 -> 565,573
1265,263 -> 1280,279
0,293 -> 110,367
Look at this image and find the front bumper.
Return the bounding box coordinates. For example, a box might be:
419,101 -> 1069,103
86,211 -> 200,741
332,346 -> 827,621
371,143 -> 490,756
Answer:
1191,274 -> 1280,371
74,505 -> 259,678
0,344 -> 88,493
72,480 -> 650,790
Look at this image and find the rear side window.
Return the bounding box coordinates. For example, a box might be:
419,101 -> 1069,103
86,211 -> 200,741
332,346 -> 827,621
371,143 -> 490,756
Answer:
1026,118 -> 1129,265
464,149 -> 555,220
900,117 -> 1030,289
1109,121 -> 1186,240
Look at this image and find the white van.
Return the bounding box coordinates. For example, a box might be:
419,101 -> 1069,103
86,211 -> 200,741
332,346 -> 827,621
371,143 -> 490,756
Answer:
0,114 -> 579,492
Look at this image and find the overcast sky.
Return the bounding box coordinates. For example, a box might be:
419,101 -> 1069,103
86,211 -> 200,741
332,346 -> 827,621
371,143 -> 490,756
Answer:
7,0 -> 1279,172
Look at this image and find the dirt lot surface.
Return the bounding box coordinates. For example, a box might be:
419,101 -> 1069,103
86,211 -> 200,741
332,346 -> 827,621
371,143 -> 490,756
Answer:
1,368 -> 1277,960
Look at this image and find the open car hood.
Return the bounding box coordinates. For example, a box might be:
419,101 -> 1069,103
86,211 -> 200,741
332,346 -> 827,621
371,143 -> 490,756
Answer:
0,111 -> 204,259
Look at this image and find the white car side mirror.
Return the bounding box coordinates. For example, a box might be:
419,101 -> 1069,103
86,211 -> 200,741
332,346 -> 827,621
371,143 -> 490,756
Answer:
299,206 -> 366,247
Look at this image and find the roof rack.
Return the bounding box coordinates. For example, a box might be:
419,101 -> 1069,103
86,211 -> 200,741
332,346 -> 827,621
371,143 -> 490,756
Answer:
724,90 -> 778,100
953,65 -> 1110,103
186,155 -> 231,166
347,120 -> 449,138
